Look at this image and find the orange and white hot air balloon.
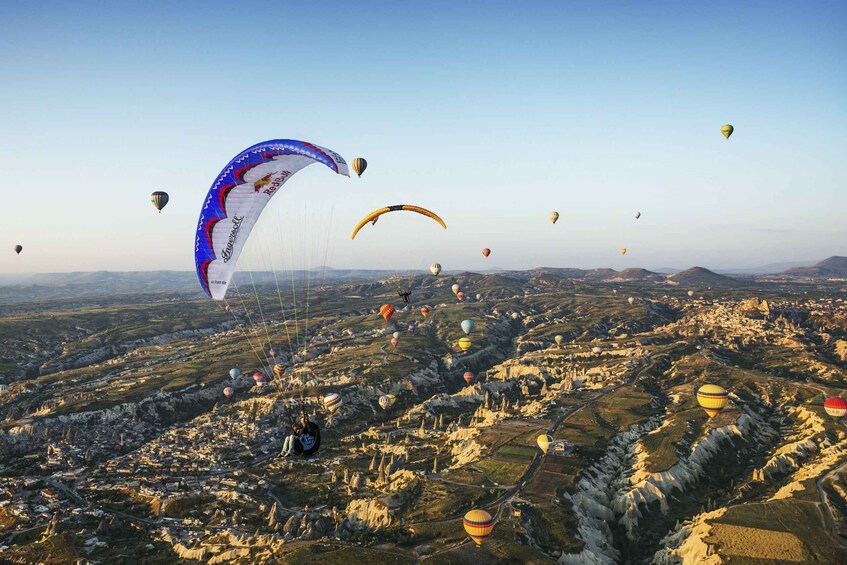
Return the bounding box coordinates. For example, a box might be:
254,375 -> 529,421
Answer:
482,248 -> 491,258
824,397 -> 847,421
379,304 -> 396,322
463,509 -> 494,546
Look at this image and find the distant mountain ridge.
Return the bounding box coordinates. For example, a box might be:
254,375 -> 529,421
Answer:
668,267 -> 743,287
784,256 -> 847,278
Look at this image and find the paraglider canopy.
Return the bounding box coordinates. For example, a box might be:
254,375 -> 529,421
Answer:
351,205 -> 446,239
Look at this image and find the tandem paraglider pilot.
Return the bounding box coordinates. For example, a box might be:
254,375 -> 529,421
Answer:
280,412 -> 320,458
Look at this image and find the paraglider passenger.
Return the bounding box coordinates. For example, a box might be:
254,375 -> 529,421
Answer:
280,413 -> 321,458
398,290 -> 412,303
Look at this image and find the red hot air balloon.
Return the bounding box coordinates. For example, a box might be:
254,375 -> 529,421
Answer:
380,304 -> 396,322
464,372 -> 475,385
456,292 -> 465,302
482,248 -> 491,258
824,397 -> 847,421
391,337 -> 399,348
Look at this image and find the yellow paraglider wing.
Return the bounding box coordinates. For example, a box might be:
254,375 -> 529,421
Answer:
351,204 -> 447,239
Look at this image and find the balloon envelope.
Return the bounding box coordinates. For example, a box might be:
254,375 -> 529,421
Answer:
537,434 -> 553,454
456,292 -> 465,302
696,384 -> 728,418
620,248 -> 627,255
458,337 -> 472,351
451,284 -> 460,295
391,337 -> 399,348
229,368 -> 241,379
549,211 -> 559,224
688,290 -> 695,297
628,297 -> 635,305
634,211 -> 641,219
14,245 -> 22,255
223,387 -> 234,398
482,248 -> 491,257
824,397 -> 847,421
430,263 -> 442,276
380,304 -> 396,322
461,320 -> 476,334
324,393 -> 343,414
721,124 -> 734,139
555,335 -> 564,345
464,372 -> 475,385
352,157 -> 367,177
463,509 -> 494,546
420,307 -> 430,317
151,191 -> 169,212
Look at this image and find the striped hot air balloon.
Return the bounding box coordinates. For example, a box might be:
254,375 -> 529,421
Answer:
824,397 -> 847,421
0,384 -> 8,395
352,157 -> 367,177
537,434 -> 553,454
430,263 -> 442,276
464,372 -> 475,385
458,337 -> 472,351
150,191 -> 169,213
273,364 -> 285,380
324,393 -> 343,415
463,509 -> 494,546
379,304 -> 396,322
696,384 -> 728,418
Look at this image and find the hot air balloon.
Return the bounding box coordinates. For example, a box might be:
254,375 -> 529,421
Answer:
555,335 -> 564,345
620,248 -> 627,255
229,368 -> 241,380
688,290 -> 695,297
408,322 -> 417,332
194,139 -> 349,300
14,245 -> 22,255
223,387 -> 234,398
461,320 -> 476,335
592,346 -> 603,355
824,397 -> 847,421
151,191 -> 169,213
269,347 -> 281,358
549,212 -> 559,224
391,337 -> 399,348
324,392 -> 343,415
634,212 -> 641,219
458,337 -> 472,351
476,294 -> 482,301
482,248 -> 491,258
273,363 -> 286,380
253,371 -> 267,387
463,372 -> 475,385
612,289 -> 618,295
456,292 -> 466,302
463,509 -> 494,546
628,297 -> 635,305
421,307 -> 431,318
451,284 -> 460,295
696,384 -> 728,418
380,304 -> 396,322
537,434 -> 553,454
431,263 -> 442,276
392,331 -> 401,339
352,157 -> 367,177
0,384 -> 8,395
721,124 -> 734,139
351,205 -> 446,239
379,394 -> 396,410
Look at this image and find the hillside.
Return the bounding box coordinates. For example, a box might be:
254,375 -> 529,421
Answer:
668,266 -> 744,288
784,256 -> 847,278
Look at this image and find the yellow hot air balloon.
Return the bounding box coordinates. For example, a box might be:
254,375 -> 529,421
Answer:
463,509 -> 494,546
549,211 -> 559,224
620,248 -> 627,255
696,384 -> 728,418
720,124 -> 734,140
352,157 -> 367,177
554,335 -> 564,345
537,434 -> 553,454
458,337 -> 472,351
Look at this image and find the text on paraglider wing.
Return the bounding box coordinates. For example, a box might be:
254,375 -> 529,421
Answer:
262,171 -> 292,196
221,216 -> 244,263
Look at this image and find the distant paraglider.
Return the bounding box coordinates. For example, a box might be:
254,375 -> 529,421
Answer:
150,191 -> 169,213
430,263 -> 442,276
461,320 -> 476,335
824,397 -> 847,421
696,384 -> 728,418
464,372 -> 475,385
463,509 -> 494,546
351,205 -> 446,239
324,393 -> 343,415
380,304 -> 396,322
721,124 -> 734,140
14,245 -> 22,255
458,338 -> 472,351
482,248 -> 491,258
352,157 -> 367,177
537,434 -> 553,454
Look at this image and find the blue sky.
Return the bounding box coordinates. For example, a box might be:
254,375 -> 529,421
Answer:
1,1 -> 845,274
